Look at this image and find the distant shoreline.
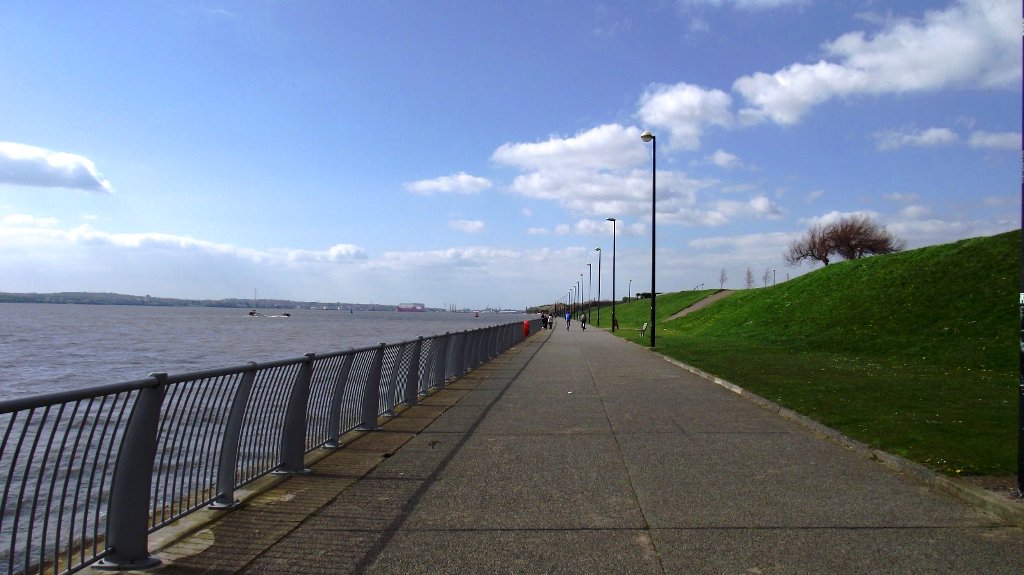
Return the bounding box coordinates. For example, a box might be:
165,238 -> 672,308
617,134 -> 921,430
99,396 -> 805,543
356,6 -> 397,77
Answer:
0,291 -> 401,312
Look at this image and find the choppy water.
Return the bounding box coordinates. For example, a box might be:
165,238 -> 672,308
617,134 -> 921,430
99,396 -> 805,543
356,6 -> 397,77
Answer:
0,303 -> 531,400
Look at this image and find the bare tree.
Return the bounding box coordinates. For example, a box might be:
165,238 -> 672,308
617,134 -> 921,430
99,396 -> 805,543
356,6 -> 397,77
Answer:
762,267 -> 771,287
785,223 -> 833,266
719,268 -> 728,289
829,214 -> 905,260
745,267 -> 754,289
785,215 -> 903,267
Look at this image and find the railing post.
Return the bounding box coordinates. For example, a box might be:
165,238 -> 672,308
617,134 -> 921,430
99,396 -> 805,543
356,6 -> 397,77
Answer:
209,364 -> 257,509
359,343 -> 386,430
403,337 -> 424,405
274,353 -> 314,475
324,352 -> 355,448
94,375 -> 167,571
434,333 -> 450,389
457,331 -> 470,376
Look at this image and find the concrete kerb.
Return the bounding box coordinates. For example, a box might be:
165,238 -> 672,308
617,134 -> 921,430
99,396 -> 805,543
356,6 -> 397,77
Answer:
656,353 -> 1024,527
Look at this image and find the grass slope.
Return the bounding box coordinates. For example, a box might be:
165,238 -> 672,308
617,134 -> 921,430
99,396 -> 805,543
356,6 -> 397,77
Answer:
601,230 -> 1020,476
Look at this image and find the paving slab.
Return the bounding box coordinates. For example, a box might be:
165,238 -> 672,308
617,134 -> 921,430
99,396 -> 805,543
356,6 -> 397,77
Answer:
138,326 -> 1024,575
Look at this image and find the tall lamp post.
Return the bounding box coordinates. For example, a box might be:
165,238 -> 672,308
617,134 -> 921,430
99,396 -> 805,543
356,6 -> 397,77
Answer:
628,279 -> 632,302
587,263 -> 592,319
641,130 -> 656,348
579,274 -> 583,319
595,247 -> 602,327
606,218 -> 617,331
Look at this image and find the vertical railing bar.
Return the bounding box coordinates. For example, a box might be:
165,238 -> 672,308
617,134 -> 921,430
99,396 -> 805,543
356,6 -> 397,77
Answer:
55,399 -> 89,575
0,409 -> 24,575
36,402 -> 68,575
72,395 -> 104,568
404,338 -> 423,406
51,400 -> 85,575
359,344 -> 386,431
152,385 -> 183,526
325,353 -> 354,448
7,407 -> 37,575
22,405 -> 54,575
176,380 -> 210,518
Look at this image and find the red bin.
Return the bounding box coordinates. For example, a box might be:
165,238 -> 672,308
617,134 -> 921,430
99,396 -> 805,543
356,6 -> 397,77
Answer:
523,320 -> 530,338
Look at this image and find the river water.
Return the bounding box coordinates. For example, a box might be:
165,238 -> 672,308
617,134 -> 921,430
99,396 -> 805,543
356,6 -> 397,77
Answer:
0,303 -> 532,400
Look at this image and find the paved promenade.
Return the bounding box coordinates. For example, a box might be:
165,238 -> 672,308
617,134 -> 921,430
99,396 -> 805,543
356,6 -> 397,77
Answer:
138,325 -> 1024,574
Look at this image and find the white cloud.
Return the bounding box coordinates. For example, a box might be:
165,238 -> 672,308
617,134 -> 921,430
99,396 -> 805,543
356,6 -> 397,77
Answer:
636,83 -> 733,149
573,218 -> 620,235
492,124 -> 646,172
874,127 -> 958,150
281,243 -> 368,263
526,227 -> 549,235
982,195 -> 1019,207
681,0 -> 809,8
403,172 -> 492,195
898,205 -> 932,219
805,190 -> 824,203
714,196 -> 784,220
800,209 -> 880,227
2,213 -> 60,227
883,192 -> 921,202
448,219 -> 485,233
968,130 -> 1019,150
706,149 -> 743,169
734,0 -> 1020,124
0,142 -> 114,194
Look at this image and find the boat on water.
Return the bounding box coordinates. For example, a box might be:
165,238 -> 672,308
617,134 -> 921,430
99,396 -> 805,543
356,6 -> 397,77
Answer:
396,303 -> 426,312
248,310 -> 291,318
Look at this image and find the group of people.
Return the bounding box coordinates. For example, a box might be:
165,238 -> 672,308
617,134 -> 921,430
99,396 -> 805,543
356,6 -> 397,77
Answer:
538,311 -> 587,331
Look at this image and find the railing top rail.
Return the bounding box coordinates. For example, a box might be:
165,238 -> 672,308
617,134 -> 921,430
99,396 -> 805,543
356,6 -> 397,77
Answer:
0,375 -> 159,413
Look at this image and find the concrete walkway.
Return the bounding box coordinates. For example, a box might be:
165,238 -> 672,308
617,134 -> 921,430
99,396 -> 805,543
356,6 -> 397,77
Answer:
139,326 -> 1024,574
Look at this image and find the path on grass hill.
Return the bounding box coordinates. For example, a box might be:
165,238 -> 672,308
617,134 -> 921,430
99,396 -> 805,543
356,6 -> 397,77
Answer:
666,289 -> 733,321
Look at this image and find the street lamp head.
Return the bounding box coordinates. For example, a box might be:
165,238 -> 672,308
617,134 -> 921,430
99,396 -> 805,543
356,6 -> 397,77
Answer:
606,217 -> 616,222
595,247 -> 601,252
640,130 -> 655,143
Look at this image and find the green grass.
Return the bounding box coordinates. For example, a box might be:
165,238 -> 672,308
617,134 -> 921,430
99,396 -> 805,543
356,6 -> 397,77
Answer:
599,230 -> 1020,476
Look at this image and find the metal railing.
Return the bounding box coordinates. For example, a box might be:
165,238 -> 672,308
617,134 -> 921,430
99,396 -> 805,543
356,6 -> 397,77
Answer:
0,319 -> 540,574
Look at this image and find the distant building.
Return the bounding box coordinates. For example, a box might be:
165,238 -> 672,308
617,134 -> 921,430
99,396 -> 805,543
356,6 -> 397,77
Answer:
396,303 -> 426,312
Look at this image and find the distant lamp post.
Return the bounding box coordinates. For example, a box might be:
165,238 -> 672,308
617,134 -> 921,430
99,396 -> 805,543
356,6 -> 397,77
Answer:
628,279 -> 632,302
606,218 -> 617,331
773,268 -> 776,286
595,247 -> 602,327
579,274 -> 583,319
641,130 -> 656,348
587,263 -> 592,319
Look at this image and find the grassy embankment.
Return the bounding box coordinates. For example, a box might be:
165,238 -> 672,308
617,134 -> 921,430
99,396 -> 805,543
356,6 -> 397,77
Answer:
595,230 -> 1019,477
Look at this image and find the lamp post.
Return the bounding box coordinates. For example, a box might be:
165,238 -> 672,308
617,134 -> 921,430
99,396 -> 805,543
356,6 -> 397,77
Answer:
641,130 -> 656,348
595,247 -> 602,327
628,279 -> 632,302
587,263 -> 592,319
606,218 -> 616,331
579,274 -> 583,319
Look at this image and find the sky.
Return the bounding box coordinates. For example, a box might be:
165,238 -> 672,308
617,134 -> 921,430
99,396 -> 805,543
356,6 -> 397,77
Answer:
0,0 -> 1019,310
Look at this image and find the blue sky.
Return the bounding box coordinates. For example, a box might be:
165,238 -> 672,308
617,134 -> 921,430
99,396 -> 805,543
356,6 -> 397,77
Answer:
0,0 -> 1019,310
